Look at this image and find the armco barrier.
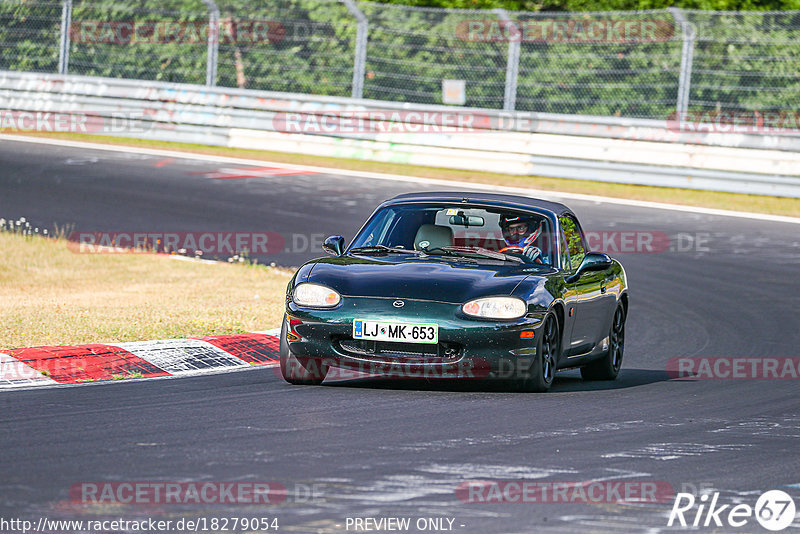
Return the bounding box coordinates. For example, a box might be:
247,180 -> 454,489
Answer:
1,70 -> 799,197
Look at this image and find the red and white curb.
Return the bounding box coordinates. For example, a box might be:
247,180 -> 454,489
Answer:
0,329 -> 281,390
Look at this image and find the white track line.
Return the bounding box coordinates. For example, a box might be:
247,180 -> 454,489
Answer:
2,134 -> 798,225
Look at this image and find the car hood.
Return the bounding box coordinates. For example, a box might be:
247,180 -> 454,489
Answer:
303,254 -> 545,303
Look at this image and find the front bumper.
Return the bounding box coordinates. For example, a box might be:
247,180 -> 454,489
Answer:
285,296 -> 545,380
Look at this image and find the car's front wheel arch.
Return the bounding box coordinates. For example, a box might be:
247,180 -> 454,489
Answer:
516,311 -> 560,393
550,301 -> 565,363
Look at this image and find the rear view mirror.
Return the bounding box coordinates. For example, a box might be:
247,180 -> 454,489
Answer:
448,214 -> 484,227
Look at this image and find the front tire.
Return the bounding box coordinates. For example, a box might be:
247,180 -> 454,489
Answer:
518,313 -> 559,392
279,316 -> 327,385
581,304 -> 625,381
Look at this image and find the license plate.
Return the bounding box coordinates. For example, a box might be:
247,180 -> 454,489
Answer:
352,320 -> 438,344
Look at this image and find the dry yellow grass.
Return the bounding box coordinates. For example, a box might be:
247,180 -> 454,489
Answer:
0,232 -> 291,350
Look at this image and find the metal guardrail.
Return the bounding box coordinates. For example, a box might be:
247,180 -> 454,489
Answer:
1,70 -> 799,197
4,70 -> 800,151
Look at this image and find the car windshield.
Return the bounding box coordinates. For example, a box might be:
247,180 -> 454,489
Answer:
349,204 -> 555,266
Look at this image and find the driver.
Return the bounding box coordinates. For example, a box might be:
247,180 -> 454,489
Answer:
500,214 -> 543,262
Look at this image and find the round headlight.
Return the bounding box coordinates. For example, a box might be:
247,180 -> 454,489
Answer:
462,296 -> 526,319
293,283 -> 341,308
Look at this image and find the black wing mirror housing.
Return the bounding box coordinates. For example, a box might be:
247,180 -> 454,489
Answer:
566,252 -> 613,283
323,235 -> 345,256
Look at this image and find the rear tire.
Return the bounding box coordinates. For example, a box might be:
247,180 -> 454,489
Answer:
581,304 -> 625,381
517,313 -> 559,392
279,316 -> 327,385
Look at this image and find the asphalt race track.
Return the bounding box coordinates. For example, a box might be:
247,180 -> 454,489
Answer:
1,138 -> 799,533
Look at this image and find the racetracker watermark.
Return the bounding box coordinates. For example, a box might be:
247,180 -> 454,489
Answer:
666,357 -> 800,380
69,482 -> 325,505
456,18 -> 674,42
68,231 -> 283,255
277,357 -> 492,381
270,110 -> 541,134
457,480 -> 674,503
449,229 -> 705,254
269,109 -> 800,137
0,517 -> 279,534
66,232 -> 329,256
667,110 -> 800,134
0,111 -> 154,134
70,20 -> 285,44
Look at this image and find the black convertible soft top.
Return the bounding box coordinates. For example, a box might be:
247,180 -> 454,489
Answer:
386,191 -> 572,217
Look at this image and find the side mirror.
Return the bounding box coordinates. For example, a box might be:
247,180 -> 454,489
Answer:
322,235 -> 345,256
566,252 -> 613,283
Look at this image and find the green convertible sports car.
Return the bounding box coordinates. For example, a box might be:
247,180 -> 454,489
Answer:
280,191 -> 628,392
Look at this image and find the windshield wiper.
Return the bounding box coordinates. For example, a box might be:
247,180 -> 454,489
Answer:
349,245 -> 422,255
434,246 -> 523,264
419,246 -> 462,257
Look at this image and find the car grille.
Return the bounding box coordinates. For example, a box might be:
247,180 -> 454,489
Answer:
336,338 -> 462,363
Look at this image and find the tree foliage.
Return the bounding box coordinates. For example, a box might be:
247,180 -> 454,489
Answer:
373,0 -> 800,11
1,0 -> 798,120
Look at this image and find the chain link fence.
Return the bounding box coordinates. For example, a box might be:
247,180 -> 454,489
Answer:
686,10 -> 800,113
358,4 -> 508,109
70,1 -> 209,84
0,0 -> 62,73
1,0 -> 799,120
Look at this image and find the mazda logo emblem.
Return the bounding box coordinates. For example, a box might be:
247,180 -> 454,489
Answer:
392,300 -> 405,308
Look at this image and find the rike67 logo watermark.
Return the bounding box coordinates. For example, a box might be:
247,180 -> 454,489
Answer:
669,490 -> 796,531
